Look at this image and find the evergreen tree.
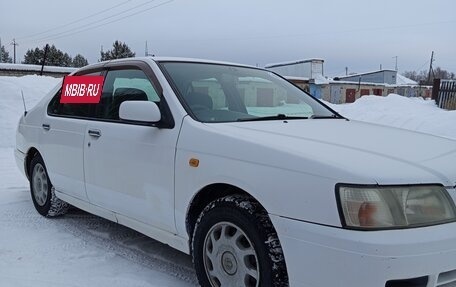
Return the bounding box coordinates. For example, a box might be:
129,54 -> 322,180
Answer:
0,45 -> 13,63
23,47 -> 44,65
45,45 -> 72,67
72,54 -> 89,67
23,44 -> 73,67
100,40 -> 135,61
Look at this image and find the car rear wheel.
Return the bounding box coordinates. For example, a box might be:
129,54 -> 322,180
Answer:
29,154 -> 69,217
192,195 -> 288,287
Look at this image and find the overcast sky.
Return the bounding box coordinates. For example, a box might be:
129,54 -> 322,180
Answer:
1,0 -> 455,76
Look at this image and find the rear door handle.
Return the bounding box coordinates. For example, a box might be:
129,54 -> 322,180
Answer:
88,129 -> 102,138
42,124 -> 50,130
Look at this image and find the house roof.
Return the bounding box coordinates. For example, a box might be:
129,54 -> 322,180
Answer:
396,74 -> 418,85
336,69 -> 397,79
265,58 -> 324,69
334,69 -> 418,86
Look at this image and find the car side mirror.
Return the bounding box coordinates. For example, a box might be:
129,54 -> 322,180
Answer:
119,101 -> 161,124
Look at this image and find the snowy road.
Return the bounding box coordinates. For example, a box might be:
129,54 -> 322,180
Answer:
0,148 -> 197,287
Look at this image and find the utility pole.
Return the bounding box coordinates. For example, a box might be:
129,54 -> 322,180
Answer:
427,51 -> 435,84
11,38 -> 18,63
145,41 -> 154,57
40,44 -> 49,76
392,56 -> 398,71
345,67 -> 348,75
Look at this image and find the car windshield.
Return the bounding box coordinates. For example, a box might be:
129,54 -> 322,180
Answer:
160,62 -> 338,123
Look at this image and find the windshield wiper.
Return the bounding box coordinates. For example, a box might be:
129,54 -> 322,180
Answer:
237,114 -> 309,122
309,114 -> 340,119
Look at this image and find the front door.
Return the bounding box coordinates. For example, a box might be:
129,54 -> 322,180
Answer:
83,66 -> 178,232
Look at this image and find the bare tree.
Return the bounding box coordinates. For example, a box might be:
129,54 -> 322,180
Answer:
402,67 -> 455,83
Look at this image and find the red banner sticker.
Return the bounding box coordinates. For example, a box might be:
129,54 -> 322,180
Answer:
60,76 -> 104,104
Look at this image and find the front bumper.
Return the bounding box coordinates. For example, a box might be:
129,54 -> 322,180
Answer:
270,214 -> 456,287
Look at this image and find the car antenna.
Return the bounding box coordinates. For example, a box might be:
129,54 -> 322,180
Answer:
21,90 -> 28,116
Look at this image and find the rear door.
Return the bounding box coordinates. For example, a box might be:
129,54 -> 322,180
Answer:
83,62 -> 178,232
41,71 -> 101,200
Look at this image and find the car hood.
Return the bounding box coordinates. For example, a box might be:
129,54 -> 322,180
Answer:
210,119 -> 456,186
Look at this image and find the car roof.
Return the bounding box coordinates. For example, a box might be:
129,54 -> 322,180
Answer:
85,56 -> 258,69
73,57 -> 263,76
150,56 -> 257,68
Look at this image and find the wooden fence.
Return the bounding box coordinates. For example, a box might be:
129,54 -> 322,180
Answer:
433,79 -> 456,110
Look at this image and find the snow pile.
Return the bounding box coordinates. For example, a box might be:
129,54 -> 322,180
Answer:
313,74 -> 330,85
326,94 -> 456,140
0,75 -> 61,147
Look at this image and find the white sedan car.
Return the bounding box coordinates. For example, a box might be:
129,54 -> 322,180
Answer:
15,57 -> 456,287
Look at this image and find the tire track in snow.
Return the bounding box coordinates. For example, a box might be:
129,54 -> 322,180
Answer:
0,203 -> 198,285
61,209 -> 198,284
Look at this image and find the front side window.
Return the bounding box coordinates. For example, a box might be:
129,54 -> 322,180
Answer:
94,69 -> 160,120
160,62 -> 337,123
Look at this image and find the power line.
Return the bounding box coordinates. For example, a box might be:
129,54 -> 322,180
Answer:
413,59 -> 431,72
28,0 -> 174,44
16,0 -> 132,41
24,0 -> 165,44
160,20 -> 456,43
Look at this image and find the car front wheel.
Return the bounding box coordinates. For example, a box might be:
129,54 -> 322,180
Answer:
192,195 -> 288,287
29,154 -> 69,217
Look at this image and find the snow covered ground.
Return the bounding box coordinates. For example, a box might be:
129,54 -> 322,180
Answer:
0,150 -> 197,287
1,75 -> 455,286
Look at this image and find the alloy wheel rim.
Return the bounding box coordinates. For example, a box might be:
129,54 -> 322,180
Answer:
32,163 -> 48,206
203,222 -> 260,287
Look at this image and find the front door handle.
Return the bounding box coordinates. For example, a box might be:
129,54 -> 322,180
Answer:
42,124 -> 50,130
88,129 -> 102,138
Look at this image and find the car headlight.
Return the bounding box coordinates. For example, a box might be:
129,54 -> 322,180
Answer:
337,185 -> 456,230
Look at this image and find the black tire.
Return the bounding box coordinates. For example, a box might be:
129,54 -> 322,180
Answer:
192,194 -> 288,287
29,154 -> 69,217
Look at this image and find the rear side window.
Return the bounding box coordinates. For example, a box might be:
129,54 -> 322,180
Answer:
48,90 -> 92,117
47,72 -> 101,118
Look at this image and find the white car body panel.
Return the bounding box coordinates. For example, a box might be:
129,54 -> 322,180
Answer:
54,189 -> 189,253
271,213 -> 456,287
15,57 -> 456,286
174,117 -> 456,231
41,116 -> 89,200
84,120 -> 178,232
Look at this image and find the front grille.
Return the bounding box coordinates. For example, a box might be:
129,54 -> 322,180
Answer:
437,269 -> 456,287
